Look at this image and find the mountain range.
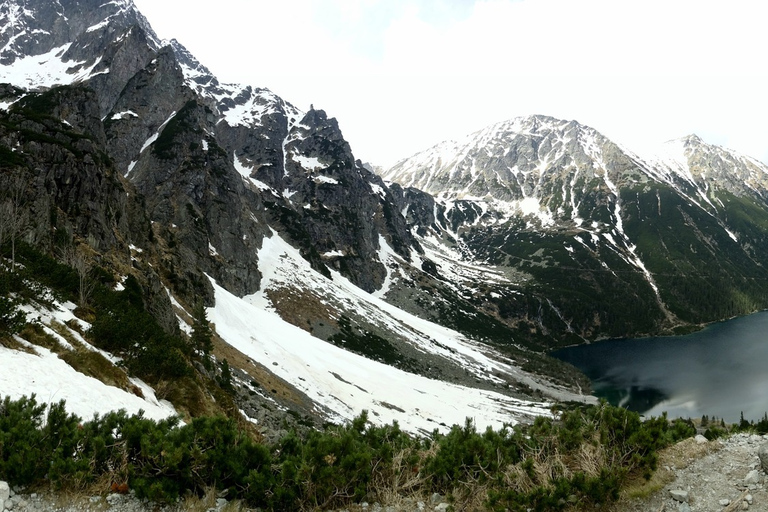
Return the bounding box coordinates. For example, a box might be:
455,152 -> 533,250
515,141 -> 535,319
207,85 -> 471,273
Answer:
2,0 -> 768,434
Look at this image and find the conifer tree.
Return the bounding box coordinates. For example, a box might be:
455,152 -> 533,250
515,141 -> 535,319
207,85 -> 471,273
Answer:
219,358 -> 233,392
191,300 -> 213,366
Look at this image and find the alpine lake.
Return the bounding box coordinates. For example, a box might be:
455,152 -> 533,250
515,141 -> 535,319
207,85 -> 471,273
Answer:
551,311 -> 768,423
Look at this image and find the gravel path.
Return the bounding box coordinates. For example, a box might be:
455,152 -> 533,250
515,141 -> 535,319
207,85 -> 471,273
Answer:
612,433 -> 768,512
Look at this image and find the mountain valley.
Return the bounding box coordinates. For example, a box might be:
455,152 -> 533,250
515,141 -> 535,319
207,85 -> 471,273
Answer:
1,0 -> 768,443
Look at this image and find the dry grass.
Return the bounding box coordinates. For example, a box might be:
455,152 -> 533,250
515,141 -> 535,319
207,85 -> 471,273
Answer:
0,333 -> 35,353
211,329 -> 315,412
265,286 -> 341,335
607,437 -> 722,509
177,488 -> 250,512
369,443 -> 439,505
44,320 -> 143,397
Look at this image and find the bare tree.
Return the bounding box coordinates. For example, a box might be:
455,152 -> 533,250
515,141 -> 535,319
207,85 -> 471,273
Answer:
1,171 -> 30,269
0,200 -> 13,263
60,244 -> 95,307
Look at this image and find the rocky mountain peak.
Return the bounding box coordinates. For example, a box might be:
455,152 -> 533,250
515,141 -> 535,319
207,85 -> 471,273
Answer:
0,0 -> 159,65
381,114 -> 633,222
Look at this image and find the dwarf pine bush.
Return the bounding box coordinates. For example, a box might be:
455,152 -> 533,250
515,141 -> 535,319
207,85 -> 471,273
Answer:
0,397 -> 697,511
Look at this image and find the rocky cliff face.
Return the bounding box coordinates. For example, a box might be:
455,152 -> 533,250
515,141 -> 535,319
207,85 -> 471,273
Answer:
0,83 -> 177,332
0,0 -> 422,307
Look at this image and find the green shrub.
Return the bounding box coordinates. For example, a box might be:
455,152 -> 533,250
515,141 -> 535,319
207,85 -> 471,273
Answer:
0,396 -> 698,511
0,395 -> 48,485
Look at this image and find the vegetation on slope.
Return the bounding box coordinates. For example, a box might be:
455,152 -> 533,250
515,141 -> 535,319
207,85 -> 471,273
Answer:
0,396 -> 696,511
0,241 -> 237,420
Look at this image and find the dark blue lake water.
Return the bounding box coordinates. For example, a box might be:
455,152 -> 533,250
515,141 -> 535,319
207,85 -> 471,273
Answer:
552,312 -> 768,423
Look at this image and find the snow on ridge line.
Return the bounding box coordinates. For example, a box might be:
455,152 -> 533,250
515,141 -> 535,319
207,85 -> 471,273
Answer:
206,276 -> 551,434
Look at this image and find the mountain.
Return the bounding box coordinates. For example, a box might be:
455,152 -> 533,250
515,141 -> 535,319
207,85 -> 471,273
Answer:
0,0 -> 590,435
384,115 -> 768,345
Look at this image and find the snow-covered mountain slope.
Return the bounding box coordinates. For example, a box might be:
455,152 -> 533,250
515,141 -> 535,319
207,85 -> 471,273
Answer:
384,115 -> 768,227
2,296 -> 176,422
384,115 -> 768,344
206,229 -> 592,433
0,0 -> 586,435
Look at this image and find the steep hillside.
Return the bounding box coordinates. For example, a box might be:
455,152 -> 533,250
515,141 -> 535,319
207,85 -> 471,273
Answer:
0,0 -> 586,434
385,116 -> 768,346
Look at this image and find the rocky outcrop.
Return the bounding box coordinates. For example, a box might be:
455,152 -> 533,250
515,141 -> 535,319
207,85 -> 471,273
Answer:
759,443 -> 768,473
0,85 -> 178,332
105,45 -> 194,174
129,99 -> 269,302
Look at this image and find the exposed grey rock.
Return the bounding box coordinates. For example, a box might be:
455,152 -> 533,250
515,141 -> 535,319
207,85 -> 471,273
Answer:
744,469 -> 762,485
758,443 -> 768,473
670,489 -> 689,503
0,481 -> 9,501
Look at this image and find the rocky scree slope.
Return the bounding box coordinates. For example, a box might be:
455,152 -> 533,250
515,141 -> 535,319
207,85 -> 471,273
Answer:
384,115 -> 768,348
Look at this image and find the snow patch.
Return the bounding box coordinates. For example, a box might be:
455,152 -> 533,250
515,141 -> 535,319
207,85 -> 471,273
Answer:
208,275 -> 551,435
110,110 -> 139,121
292,154 -> 327,171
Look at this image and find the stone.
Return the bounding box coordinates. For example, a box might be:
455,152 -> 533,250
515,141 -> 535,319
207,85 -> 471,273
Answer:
695,434 -> 708,443
721,499 -> 732,506
758,443 -> 768,473
746,494 -> 754,504
670,489 -> 689,503
678,503 -> 691,512
435,504 -> 450,512
0,481 -> 9,502
744,469 -> 762,485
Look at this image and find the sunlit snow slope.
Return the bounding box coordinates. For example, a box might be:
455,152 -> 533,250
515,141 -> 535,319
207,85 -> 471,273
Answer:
1,299 -> 176,422
207,230 -> 594,434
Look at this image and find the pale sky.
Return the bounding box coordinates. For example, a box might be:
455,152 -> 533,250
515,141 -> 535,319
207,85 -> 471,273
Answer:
132,0 -> 768,167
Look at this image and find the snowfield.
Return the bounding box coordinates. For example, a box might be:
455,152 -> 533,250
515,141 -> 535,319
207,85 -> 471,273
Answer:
207,229 -> 567,435
0,299 -> 176,422
208,277 -> 552,435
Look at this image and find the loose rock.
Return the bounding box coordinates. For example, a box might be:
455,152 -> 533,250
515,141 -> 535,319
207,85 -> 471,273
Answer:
758,443 -> 768,473
744,469 -> 762,485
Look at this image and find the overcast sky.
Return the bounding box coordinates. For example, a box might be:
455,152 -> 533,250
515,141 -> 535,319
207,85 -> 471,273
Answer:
132,0 -> 768,167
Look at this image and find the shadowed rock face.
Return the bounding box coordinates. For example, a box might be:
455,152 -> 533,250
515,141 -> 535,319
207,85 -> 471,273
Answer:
1,0 -> 421,304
